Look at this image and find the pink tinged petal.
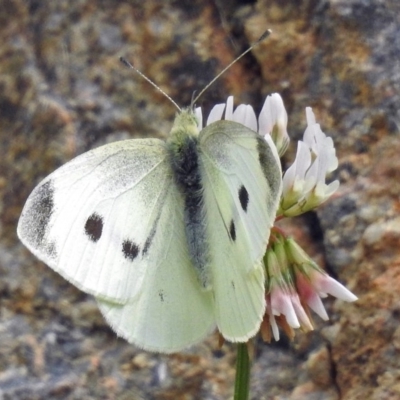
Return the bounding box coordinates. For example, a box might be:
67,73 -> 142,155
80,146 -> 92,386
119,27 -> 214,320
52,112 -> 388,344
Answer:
296,273 -> 329,320
313,274 -> 358,302
266,297 -> 280,340
291,295 -> 314,330
270,313 -> 280,341
194,107 -> 203,130
233,104 -> 257,131
270,288 -> 300,328
225,96 -> 234,120
306,292 -> 329,321
207,103 -> 226,125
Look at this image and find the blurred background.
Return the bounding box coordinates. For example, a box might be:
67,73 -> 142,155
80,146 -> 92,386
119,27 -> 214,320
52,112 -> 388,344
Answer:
1,0 -> 400,399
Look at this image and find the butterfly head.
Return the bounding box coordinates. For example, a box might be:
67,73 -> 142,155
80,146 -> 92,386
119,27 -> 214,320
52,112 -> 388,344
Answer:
168,108 -> 200,146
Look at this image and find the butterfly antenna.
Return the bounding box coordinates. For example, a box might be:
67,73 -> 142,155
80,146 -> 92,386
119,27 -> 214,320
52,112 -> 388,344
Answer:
120,57 -> 182,111
191,29 -> 272,107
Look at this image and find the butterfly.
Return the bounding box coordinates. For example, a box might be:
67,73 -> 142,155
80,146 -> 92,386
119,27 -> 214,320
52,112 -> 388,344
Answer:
17,91 -> 282,353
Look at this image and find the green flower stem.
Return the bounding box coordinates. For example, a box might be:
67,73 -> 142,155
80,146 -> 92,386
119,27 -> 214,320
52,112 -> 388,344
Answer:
234,342 -> 251,400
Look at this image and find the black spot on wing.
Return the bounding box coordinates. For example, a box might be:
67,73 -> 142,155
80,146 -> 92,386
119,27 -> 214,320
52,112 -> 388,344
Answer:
229,220 -> 236,241
84,213 -> 103,242
238,185 -> 249,212
122,239 -> 140,261
159,290 -> 165,302
22,180 -> 55,248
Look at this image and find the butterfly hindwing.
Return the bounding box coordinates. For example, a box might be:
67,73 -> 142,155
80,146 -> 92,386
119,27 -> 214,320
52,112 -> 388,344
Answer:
199,120 -> 282,341
97,183 -> 215,353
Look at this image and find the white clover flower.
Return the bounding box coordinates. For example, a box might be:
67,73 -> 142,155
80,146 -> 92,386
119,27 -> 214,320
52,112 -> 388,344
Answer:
279,107 -> 339,217
285,238 -> 357,320
262,234 -> 357,342
264,239 -> 313,341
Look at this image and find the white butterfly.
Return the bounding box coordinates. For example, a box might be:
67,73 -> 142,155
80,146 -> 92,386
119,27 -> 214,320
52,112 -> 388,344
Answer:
17,95 -> 282,353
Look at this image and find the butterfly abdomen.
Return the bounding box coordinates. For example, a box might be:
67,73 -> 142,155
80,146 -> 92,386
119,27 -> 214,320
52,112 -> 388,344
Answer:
168,111 -> 211,289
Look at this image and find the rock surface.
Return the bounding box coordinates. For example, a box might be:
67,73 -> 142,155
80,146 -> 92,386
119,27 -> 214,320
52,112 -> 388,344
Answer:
1,0 -> 400,399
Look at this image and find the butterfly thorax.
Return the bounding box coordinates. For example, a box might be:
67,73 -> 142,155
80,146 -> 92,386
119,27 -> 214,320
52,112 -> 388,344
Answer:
167,109 -> 201,187
167,109 -> 211,290
167,108 -> 199,143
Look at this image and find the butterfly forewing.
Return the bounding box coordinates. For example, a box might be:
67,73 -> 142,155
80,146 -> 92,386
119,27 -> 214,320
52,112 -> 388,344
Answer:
18,139 -> 172,303
199,120 -> 282,341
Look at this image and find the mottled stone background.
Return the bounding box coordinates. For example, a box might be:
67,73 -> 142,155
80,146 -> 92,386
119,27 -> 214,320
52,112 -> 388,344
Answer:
1,0 -> 400,399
